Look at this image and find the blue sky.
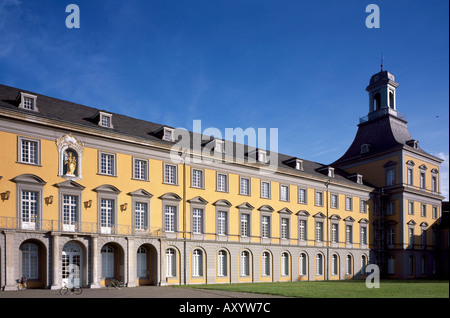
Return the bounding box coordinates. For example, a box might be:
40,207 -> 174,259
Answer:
0,0 -> 448,198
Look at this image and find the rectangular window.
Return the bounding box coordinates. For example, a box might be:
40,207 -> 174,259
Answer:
331,194 -> 338,209
217,173 -> 228,192
135,202 -> 147,230
360,199 -> 367,213
281,218 -> 289,239
241,214 -> 249,237
421,204 -> 426,217
165,206 -> 176,232
23,97 -> 35,110
240,177 -> 250,196
345,197 -> 353,211
387,228 -> 395,246
360,227 -> 367,245
420,172 -> 426,189
261,216 -> 270,238
331,223 -> 338,243
217,211 -> 227,235
316,222 -> 323,242
21,190 -> 38,229
191,169 -> 203,188
62,195 -> 78,231
280,185 -> 289,201
346,225 -> 353,244
299,220 -> 306,241
408,201 -> 414,215
298,188 -> 307,204
407,168 -> 413,185
432,206 -> 438,219
432,176 -> 437,192
386,169 -> 395,186
261,181 -> 270,199
100,153 -> 115,175
164,164 -> 177,184
134,159 -> 148,180
315,191 -> 323,206
20,139 -> 39,164
192,208 -> 203,234
100,199 -> 114,233
387,202 -> 395,215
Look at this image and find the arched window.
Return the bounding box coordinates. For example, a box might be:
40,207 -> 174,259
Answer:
262,251 -> 271,276
331,254 -> 338,276
361,255 -> 367,275
192,249 -> 203,277
21,243 -> 39,279
346,255 -> 353,275
166,248 -> 176,278
389,92 -> 395,109
374,92 -> 381,110
299,253 -> 307,276
281,252 -> 289,276
217,250 -> 227,277
316,254 -> 323,276
241,251 -> 250,276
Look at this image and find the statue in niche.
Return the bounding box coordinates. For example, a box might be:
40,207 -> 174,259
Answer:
64,151 -> 77,176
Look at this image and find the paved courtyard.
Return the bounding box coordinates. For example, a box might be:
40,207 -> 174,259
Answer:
0,285 -> 285,298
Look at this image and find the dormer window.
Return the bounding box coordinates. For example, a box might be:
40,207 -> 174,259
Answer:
283,157 -> 303,171
257,149 -> 267,163
357,174 -> 363,184
328,167 -> 335,178
18,92 -> 38,112
360,144 -> 371,154
295,159 -> 303,171
406,139 -> 419,149
163,127 -> 174,142
98,111 -> 113,128
215,140 -> 224,153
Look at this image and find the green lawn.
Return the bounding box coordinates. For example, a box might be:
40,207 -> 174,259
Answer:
181,280 -> 449,298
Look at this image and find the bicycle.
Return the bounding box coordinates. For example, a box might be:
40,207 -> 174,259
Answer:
17,277 -> 27,290
59,280 -> 82,295
107,278 -> 125,289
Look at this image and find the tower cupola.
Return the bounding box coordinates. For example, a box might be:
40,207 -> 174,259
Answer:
365,68 -> 400,121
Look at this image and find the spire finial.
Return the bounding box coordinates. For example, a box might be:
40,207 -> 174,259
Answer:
380,53 -> 384,71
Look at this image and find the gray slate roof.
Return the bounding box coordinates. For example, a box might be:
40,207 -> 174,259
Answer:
0,83 -> 371,188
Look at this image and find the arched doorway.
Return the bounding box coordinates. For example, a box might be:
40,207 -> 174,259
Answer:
62,242 -> 83,288
136,243 -> 158,286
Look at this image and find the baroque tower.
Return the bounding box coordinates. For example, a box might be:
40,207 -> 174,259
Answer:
333,68 -> 445,278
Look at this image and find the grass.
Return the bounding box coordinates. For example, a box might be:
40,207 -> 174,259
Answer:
181,280 -> 449,298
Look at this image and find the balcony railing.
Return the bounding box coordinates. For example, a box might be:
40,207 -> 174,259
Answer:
0,216 -> 163,237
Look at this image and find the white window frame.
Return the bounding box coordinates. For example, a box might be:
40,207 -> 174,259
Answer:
280,184 -> 289,202
133,158 -> 149,181
18,136 -> 41,165
216,173 -> 228,192
239,177 -> 251,196
260,181 -> 270,199
164,163 -> 178,185
298,188 -> 307,204
191,168 -> 204,189
19,92 -> 38,112
99,151 -> 116,176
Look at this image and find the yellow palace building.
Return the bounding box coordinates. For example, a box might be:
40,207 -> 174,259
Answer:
0,69 -> 447,290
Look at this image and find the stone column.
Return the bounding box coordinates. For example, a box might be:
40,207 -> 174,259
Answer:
50,233 -> 60,289
3,231 -> 16,291
127,237 -> 136,287
90,235 -> 101,288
